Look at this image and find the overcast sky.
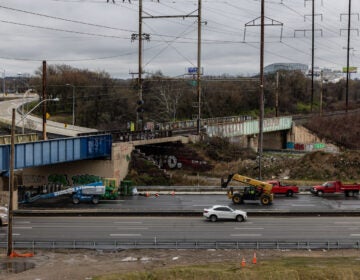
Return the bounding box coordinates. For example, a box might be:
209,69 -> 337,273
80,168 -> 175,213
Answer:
0,0 -> 359,79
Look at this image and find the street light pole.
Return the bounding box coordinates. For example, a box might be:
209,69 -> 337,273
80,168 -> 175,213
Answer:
66,84 -> 75,126
16,98 -> 60,127
2,69 -> 5,97
21,91 -> 33,134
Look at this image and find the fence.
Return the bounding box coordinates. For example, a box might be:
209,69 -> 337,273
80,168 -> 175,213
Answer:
1,240 -> 359,251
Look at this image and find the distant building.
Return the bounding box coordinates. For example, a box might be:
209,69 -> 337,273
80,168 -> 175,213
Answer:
264,63 -> 308,74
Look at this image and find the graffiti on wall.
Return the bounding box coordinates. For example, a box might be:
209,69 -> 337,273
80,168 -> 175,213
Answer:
287,142 -> 326,151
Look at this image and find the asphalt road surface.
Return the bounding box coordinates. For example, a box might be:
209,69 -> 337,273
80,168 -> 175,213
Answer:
19,193 -> 360,213
1,216 -> 360,242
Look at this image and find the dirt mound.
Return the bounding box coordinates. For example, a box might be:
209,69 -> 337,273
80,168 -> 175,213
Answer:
126,136 -> 360,185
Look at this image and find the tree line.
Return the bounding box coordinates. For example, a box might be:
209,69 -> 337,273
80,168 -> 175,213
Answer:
27,64 -> 360,130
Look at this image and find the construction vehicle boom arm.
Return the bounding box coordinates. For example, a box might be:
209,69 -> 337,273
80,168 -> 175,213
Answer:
221,174 -> 273,206
221,174 -> 273,192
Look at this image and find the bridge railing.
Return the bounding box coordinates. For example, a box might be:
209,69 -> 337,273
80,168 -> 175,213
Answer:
158,115 -> 253,131
79,130 -> 173,142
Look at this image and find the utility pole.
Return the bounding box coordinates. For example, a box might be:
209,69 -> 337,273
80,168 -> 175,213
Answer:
197,0 -> 202,135
275,71 -> 279,117
258,0 -> 265,180
138,0 -> 143,130
244,0 -> 283,179
345,0 -> 352,113
42,61 -> 47,140
296,1 -> 323,112
140,1 -> 200,133
320,70 -> 323,116
340,2 -> 359,112
7,109 -> 15,256
311,0 -> 315,112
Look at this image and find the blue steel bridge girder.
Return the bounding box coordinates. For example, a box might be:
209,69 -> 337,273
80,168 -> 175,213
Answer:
0,134 -> 112,173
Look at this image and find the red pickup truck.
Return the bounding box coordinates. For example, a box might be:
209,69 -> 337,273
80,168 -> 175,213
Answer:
267,180 -> 299,197
310,181 -> 360,196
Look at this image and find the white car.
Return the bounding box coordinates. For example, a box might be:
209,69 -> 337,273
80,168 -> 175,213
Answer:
0,207 -> 8,226
203,205 -> 247,222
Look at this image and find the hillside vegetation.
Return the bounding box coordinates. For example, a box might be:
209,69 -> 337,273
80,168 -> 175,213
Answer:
126,136 -> 360,186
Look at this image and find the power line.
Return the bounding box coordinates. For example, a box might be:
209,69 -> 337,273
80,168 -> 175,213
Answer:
0,4 -> 134,33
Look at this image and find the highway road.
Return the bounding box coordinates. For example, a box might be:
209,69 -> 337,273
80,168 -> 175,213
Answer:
0,94 -> 97,136
1,216 -> 360,242
19,193 -> 360,213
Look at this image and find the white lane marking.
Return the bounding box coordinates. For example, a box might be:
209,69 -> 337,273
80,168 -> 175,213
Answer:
291,204 -> 316,207
350,234 -> 360,237
335,222 -> 360,225
231,234 -> 262,237
193,205 -> 213,207
234,227 -> 264,230
13,227 -> 32,229
110,234 -> 142,237
113,222 -> 143,224
117,227 -> 148,230
0,233 -> 20,236
16,221 -> 31,224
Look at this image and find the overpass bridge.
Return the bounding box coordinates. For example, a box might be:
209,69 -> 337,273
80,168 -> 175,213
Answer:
1,104 -> 333,209
0,134 -> 112,173
0,93 -> 340,211
0,114 -> 294,187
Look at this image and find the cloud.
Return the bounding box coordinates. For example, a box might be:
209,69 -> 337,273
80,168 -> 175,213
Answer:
0,0 -> 358,78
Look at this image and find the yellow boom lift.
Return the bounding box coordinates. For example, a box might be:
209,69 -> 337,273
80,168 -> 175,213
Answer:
221,174 -> 273,206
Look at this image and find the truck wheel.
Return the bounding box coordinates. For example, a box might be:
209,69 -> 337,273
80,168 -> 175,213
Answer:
72,197 -> 80,204
236,215 -> 244,222
232,194 -> 243,204
210,215 -> 217,222
317,191 -> 323,196
286,190 -> 294,197
260,195 -> 271,206
91,196 -> 99,204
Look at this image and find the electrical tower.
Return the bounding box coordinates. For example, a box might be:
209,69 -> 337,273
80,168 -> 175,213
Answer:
133,0 -> 202,133
243,1 -> 283,180
340,0 -> 359,112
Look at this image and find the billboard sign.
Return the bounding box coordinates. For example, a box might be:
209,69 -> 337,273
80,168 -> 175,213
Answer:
342,66 -> 357,73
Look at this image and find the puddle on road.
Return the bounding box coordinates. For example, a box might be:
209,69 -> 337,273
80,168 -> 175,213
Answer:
0,261 -> 35,274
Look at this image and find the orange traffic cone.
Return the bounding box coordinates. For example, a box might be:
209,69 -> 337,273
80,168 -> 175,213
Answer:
145,192 -> 150,197
171,190 -> 175,196
241,257 -> 246,267
155,193 -> 159,197
252,252 -> 257,264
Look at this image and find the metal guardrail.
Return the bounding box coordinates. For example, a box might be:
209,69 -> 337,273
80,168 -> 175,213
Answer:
1,240 -> 359,250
